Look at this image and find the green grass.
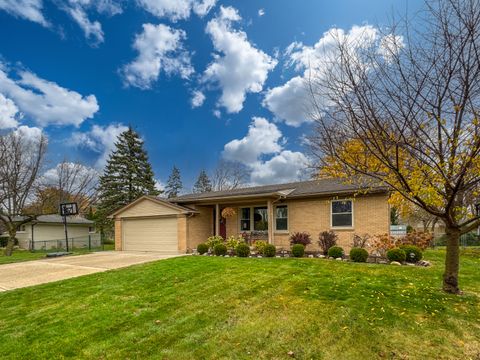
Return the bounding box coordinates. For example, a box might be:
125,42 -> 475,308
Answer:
0,250 -> 479,359
0,244 -> 115,265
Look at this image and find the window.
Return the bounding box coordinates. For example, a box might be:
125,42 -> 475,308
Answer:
253,207 -> 268,231
275,205 -> 288,231
88,226 -> 95,233
331,200 -> 353,228
240,207 -> 251,231
16,225 -> 26,232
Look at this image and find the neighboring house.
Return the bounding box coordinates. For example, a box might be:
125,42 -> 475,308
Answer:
0,215 -> 97,250
111,179 -> 390,253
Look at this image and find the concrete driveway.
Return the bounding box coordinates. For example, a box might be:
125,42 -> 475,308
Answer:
0,251 -> 180,292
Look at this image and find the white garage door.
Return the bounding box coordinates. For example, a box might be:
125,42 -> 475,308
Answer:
123,217 -> 178,252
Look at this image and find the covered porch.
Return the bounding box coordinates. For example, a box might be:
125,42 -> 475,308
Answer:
209,198 -> 288,245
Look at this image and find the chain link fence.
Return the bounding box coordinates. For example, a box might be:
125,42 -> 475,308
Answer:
29,234 -> 107,253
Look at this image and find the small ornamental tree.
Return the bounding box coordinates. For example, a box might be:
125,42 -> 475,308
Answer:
290,232 -> 312,246
318,231 -> 338,255
308,0 -> 480,293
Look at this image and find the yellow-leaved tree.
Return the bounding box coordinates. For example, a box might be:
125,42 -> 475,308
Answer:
308,0 -> 480,293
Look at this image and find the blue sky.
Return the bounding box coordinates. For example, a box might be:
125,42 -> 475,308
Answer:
0,0 -> 423,190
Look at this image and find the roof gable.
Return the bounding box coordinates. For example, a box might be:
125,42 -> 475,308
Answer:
111,196 -> 195,218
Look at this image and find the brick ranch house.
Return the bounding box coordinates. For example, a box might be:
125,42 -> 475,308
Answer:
111,178 -> 390,253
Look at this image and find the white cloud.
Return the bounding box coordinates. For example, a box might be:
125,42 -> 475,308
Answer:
136,0 -> 216,21
223,117 -> 283,164
191,90 -> 206,108
72,123 -> 128,168
155,179 -> 165,192
213,109 -> 221,118
13,125 -> 44,144
0,65 -> 99,127
222,117 -> 307,185
203,6 -> 277,113
250,150 -> 308,185
263,76 -> 311,127
0,93 -> 20,129
258,8 -> 265,17
60,0 -> 123,45
0,0 -> 49,27
122,23 -> 194,89
264,25 -> 395,127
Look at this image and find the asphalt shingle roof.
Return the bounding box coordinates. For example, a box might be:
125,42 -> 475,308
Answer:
172,178 -> 388,203
8,214 -> 93,225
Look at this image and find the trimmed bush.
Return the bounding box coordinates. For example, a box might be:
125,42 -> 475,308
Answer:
349,247 -> 369,262
291,244 -> 305,257
400,245 -> 423,263
206,235 -> 224,250
290,232 -> 312,246
197,243 -> 208,255
318,231 -> 338,255
328,246 -> 344,258
253,240 -> 268,254
235,243 -> 250,257
263,244 -> 276,257
213,243 -> 227,256
387,248 -> 406,263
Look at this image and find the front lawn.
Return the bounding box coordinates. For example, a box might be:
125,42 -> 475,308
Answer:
0,250 -> 479,359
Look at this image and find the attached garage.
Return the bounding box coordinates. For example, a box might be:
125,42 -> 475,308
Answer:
122,217 -> 178,252
111,196 -> 195,253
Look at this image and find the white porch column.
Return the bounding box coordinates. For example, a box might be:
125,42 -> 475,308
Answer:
215,204 -> 220,236
267,199 -> 274,244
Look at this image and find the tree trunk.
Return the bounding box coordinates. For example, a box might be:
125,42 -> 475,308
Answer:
4,234 -> 15,256
443,226 -> 461,294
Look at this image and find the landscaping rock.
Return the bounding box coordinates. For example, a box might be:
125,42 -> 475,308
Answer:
276,255 -> 281,258
342,258 -> 349,262
406,263 -> 415,266
308,254 -> 314,258
390,261 -> 402,266
378,260 -> 388,264
284,254 -> 290,258
336,257 -> 342,261
318,254 -> 325,258
417,260 -> 431,267
287,351 -> 295,357
257,255 -> 263,258
329,257 -> 335,260
225,255 -> 230,258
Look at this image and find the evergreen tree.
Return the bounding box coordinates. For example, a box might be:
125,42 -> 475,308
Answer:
165,166 -> 183,198
193,170 -> 212,193
97,127 -> 160,219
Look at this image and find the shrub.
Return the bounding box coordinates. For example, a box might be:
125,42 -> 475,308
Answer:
263,244 -> 276,257
328,246 -> 344,258
371,233 -> 396,257
400,245 -> 423,263
289,232 -> 312,246
318,231 -> 338,255
349,247 -> 369,262
197,243 -> 208,255
235,243 -> 250,257
352,234 -> 370,248
253,240 -> 268,254
206,235 -> 224,250
213,243 -> 227,256
387,248 -> 406,263
399,231 -> 433,250
291,244 -> 305,257
225,235 -> 243,250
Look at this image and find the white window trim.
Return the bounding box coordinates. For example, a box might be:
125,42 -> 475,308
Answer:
16,225 -> 26,233
238,205 -> 270,232
274,205 -> 289,233
330,199 -> 354,229
88,227 -> 96,233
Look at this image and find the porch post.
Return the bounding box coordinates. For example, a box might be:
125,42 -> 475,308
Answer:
267,199 -> 274,244
215,204 -> 220,237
